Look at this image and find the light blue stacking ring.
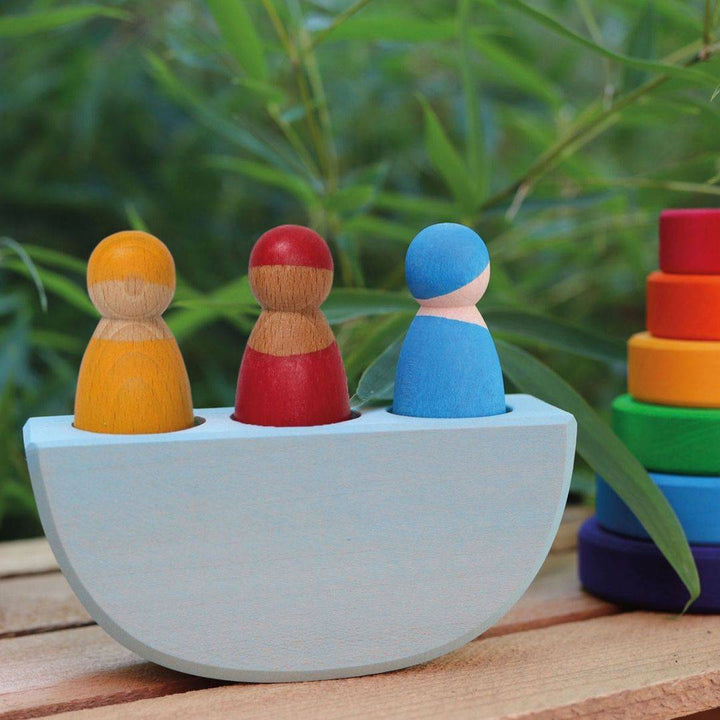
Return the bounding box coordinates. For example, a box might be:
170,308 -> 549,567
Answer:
596,473 -> 720,545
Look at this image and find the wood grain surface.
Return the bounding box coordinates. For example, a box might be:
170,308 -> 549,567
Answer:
0,574 -> 89,638
0,538 -> 57,578
25,613 -> 720,720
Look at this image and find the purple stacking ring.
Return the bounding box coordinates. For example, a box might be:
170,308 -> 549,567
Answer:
578,517 -> 720,613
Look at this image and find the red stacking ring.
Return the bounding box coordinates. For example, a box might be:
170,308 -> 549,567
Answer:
660,209 -> 720,274
647,271 -> 720,341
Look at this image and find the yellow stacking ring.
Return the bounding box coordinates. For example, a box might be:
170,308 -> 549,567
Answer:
628,332 -> 720,408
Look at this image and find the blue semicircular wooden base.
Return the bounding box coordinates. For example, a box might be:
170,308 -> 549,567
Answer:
25,397 -> 576,683
578,517 -> 720,613
596,473 -> 720,545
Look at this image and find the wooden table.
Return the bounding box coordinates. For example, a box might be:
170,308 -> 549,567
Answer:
2,506 -> 720,720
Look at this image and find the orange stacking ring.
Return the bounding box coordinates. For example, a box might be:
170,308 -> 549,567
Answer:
647,271 -> 720,341
628,332 -> 720,408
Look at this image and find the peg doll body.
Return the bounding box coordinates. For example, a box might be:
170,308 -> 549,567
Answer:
393,223 -> 505,419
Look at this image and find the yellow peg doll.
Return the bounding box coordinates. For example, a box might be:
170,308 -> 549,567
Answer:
74,231 -> 194,434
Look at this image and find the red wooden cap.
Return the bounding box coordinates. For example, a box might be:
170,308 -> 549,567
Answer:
249,225 -> 333,270
659,209 -> 720,274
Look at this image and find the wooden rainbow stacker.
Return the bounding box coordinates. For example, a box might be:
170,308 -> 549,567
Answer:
23,225 -> 577,683
580,208 -> 720,612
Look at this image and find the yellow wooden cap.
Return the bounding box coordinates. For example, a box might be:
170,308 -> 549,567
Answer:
88,231 -> 175,288
628,331 -> 720,408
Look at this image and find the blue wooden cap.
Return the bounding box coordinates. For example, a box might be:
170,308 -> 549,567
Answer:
405,223 -> 490,301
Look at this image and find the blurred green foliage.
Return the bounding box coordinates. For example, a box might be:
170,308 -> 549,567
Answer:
2,0 -> 720,601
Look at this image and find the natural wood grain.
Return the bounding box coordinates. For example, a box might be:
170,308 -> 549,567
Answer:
74,230 -> 194,434
33,613 -> 720,720
236,226 -> 349,427
0,574 -> 90,638
550,504 -> 591,552
0,626 -> 219,720
628,332 -> 720,409
0,538 -> 57,578
486,552 -> 618,637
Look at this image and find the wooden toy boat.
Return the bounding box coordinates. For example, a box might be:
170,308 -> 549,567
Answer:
24,394 -> 575,682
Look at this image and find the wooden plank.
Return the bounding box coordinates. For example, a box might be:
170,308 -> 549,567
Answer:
0,552 -> 614,719
486,551 -> 618,638
550,504 -> 591,552
31,612 -> 720,720
0,626 -> 219,720
0,539 -> 56,578
0,574 -> 90,639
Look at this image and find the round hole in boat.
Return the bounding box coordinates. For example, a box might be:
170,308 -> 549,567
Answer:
387,405 -> 513,418
229,409 -> 361,428
71,416 -> 206,434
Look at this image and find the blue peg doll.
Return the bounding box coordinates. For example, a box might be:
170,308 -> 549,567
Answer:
393,223 -> 506,418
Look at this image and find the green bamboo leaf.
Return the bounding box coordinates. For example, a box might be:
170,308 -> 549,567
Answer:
207,156 -> 317,205
418,96 -> 478,213
324,185 -> 377,214
324,289 -> 416,324
503,0 -> 716,87
167,277 -> 257,341
235,78 -> 286,105
344,215 -> 417,244
374,192 -> 456,218
124,203 -> 150,233
204,0 -> 268,81
30,330 -> 85,355
612,0 -> 702,33
458,0 -> 486,195
352,333 -> 405,407
472,36 -> 561,105
486,308 -> 626,364
2,259 -> 93,316
343,314 -> 412,390
624,2 -> 657,88
495,339 -> 699,606
334,235 -> 365,288
314,15 -> 458,43
0,315 -> 31,396
0,238 -> 47,311
0,5 -> 128,37
146,53 -> 294,171
23,246 -> 87,276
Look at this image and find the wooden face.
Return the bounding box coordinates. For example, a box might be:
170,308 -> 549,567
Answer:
249,265 -> 333,311
87,231 -> 175,319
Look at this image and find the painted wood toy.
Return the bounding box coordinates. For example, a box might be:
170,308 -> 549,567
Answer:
660,208 -> 720,274
580,518 -> 720,613
579,208 -> 720,612
74,230 -> 194,434
24,224 -> 577,682
596,473 -> 720,544
627,332 -> 720,408
612,394 -> 720,476
646,270 -> 720,341
234,225 -> 351,427
393,223 -> 505,418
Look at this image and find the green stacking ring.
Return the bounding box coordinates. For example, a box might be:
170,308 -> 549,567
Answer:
613,394 -> 720,475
